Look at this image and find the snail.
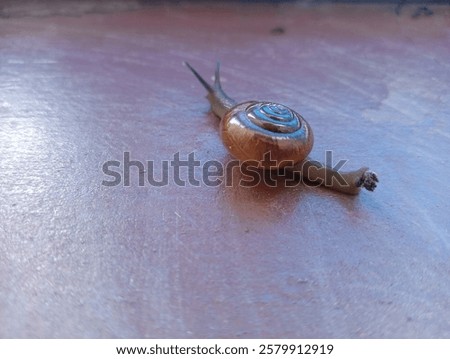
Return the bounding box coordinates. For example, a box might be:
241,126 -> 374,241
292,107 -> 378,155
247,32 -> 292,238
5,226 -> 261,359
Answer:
185,62 -> 378,195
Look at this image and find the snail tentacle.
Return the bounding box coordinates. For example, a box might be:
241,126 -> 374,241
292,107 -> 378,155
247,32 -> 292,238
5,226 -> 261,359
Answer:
185,61 -> 237,119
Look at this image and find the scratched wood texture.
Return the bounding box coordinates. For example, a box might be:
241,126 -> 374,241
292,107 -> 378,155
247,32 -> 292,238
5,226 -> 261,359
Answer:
0,1 -> 449,338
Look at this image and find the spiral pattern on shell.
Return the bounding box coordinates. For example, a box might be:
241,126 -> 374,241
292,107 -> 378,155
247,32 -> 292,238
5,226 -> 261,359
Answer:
246,102 -> 302,134
220,101 -> 314,169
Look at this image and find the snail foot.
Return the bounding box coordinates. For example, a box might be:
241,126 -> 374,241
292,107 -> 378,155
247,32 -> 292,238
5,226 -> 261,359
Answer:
356,170 -> 379,192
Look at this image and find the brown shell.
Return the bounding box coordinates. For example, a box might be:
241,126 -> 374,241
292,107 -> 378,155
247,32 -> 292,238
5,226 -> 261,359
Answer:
220,101 -> 314,169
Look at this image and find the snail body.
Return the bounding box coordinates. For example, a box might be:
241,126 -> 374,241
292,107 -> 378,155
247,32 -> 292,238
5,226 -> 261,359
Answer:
185,62 -> 378,194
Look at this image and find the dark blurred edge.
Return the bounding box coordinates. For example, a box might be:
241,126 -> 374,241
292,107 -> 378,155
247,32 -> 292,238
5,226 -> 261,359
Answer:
0,0 -> 448,20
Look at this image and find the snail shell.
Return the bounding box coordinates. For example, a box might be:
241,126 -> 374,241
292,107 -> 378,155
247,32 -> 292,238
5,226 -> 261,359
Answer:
221,101 -> 313,169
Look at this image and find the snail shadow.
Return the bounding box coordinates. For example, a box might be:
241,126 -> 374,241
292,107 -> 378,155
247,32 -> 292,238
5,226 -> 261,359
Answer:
216,154 -> 366,222
216,155 -> 307,223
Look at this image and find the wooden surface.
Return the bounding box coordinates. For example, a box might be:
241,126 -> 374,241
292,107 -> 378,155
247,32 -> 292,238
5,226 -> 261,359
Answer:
0,1 -> 449,338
